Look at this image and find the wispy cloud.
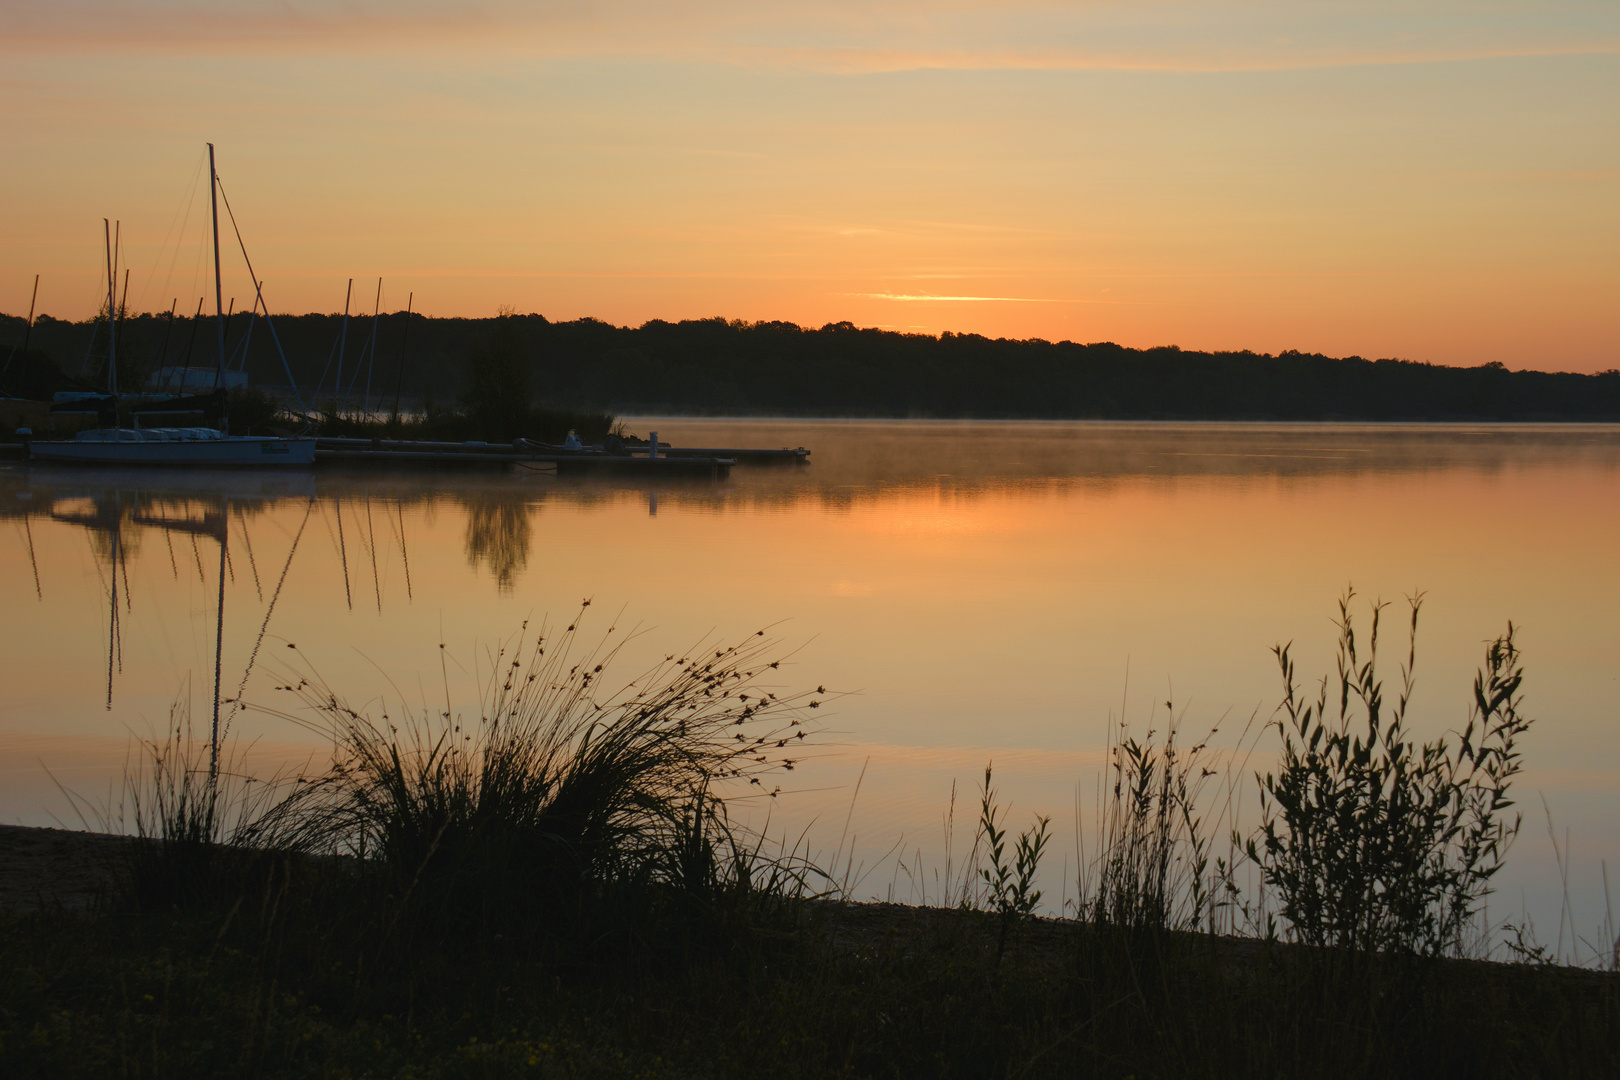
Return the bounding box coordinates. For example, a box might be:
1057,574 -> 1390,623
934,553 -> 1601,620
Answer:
849,292 -> 1058,302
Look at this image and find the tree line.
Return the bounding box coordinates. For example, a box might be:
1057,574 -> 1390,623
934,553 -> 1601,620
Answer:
5,309 -> 1618,421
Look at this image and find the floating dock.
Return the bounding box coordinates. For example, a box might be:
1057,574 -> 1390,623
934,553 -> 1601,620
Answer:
6,435 -> 808,477
309,437 -> 807,478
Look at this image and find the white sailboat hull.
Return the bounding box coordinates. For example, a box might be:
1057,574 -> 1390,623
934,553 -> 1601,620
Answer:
30,429 -> 316,467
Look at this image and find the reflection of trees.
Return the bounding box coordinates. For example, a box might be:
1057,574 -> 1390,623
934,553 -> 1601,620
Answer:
462,496 -> 531,592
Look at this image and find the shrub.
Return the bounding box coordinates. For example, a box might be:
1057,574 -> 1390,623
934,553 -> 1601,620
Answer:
972,764 -> 1050,961
1248,590 -> 1532,955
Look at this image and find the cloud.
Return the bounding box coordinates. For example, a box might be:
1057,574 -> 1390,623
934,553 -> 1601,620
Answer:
5,1 -> 1618,72
850,293 -> 1058,302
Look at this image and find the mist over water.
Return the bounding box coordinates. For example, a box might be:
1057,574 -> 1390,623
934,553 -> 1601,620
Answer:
3,419 -> 1617,955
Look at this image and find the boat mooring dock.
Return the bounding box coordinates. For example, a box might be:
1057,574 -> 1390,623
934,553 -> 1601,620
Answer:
311,437 -> 809,476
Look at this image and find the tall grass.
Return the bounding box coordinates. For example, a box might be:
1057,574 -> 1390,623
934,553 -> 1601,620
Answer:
261,605 -> 824,939
67,693 -> 322,912
1084,707 -> 1226,933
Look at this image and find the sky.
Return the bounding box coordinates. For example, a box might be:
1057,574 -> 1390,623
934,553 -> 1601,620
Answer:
1,1 -> 1617,370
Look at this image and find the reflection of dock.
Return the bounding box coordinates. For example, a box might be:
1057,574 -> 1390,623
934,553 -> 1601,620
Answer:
625,445 -> 810,465
310,437 -> 808,477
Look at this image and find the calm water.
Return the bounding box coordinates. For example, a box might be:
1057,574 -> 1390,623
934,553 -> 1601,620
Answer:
3,420 -> 1617,953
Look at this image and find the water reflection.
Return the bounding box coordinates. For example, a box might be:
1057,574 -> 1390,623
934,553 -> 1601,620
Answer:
3,421 -> 1619,939
463,494 -> 530,592
10,422 -> 1619,606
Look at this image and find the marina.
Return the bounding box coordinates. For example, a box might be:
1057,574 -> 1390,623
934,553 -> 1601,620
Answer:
2,432 -> 811,475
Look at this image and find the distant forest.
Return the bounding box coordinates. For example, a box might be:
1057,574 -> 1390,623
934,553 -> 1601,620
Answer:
5,309 -> 1619,421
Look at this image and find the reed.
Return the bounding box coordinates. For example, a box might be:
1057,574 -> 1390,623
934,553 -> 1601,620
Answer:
1085,707 -> 1224,933
261,605 -> 823,941
72,695 -> 323,913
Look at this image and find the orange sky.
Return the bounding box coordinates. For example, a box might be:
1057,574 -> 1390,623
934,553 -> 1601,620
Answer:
1,2 -> 1617,370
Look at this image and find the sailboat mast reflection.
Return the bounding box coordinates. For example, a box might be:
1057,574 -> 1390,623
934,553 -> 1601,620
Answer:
31,478 -> 315,783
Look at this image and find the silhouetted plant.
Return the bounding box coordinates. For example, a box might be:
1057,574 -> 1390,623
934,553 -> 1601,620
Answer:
972,763 -> 1050,962
1248,590 -> 1532,955
266,605 -> 823,937
83,696 -> 323,912
1088,711 -> 1219,932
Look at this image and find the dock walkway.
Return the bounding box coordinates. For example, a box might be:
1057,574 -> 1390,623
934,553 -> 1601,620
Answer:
311,437 -> 808,476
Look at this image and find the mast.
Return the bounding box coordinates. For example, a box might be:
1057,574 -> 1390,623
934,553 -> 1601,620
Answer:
104,218 -> 117,397
210,498 -> 227,787
117,267 -> 129,385
392,291 -> 413,416
362,277 -> 381,413
337,277 -> 352,407
0,273 -> 38,383
106,497 -> 120,710
209,143 -> 226,391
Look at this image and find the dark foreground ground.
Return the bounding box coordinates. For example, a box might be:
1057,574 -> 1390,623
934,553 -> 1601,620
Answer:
1,825 -> 1616,1079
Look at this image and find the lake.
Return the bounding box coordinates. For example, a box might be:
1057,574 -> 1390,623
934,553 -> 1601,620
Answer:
3,420 -> 1616,957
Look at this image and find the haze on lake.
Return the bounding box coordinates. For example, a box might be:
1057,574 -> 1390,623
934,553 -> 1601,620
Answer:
3,420 -> 1616,955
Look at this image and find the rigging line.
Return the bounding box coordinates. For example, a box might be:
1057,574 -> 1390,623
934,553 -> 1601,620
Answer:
221,497 -> 314,740
145,150 -> 206,315
313,328 -> 341,406
189,531 -> 205,584
153,299 -> 178,376
315,496 -> 340,559
164,526 -> 178,580
348,316 -> 378,405
237,505 -> 263,602
79,310 -> 102,378
171,296 -> 204,393
120,537 -> 132,612
334,498 -> 353,610
339,282 -> 373,403
88,535 -> 110,605
20,517 -> 41,600
215,176 -> 308,413
366,495 -> 381,613
225,295 -> 258,373
393,501 -> 412,601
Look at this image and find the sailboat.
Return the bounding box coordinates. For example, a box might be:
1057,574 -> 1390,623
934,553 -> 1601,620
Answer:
25,145 -> 316,468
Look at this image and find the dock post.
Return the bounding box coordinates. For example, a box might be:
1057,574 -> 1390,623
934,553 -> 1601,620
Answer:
648,431 -> 659,459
